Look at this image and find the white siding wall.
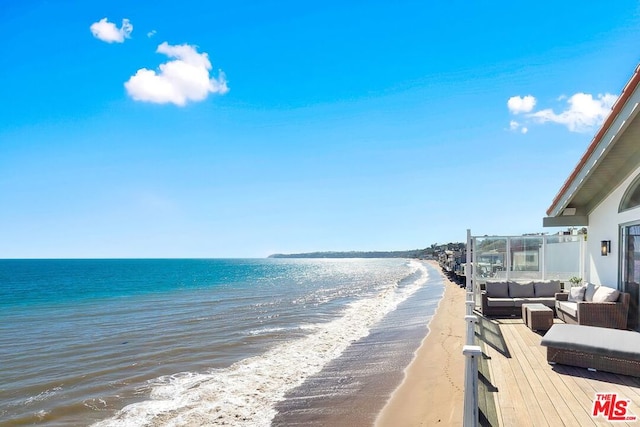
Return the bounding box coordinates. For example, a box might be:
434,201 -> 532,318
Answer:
587,164 -> 640,288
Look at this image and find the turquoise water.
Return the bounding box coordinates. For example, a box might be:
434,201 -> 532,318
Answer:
0,258 -> 442,426
1,259 -> 302,307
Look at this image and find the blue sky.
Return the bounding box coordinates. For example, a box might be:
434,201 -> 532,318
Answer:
1,1 -> 640,258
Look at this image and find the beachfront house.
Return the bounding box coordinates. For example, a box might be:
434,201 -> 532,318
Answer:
543,64 -> 640,332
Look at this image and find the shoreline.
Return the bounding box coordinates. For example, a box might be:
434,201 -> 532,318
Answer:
375,261 -> 466,426
272,260 -> 445,426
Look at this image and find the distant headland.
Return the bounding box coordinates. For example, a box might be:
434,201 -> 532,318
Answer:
269,249 -> 430,259
268,243 -> 465,259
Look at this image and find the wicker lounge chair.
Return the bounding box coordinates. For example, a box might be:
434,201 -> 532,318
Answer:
555,290 -> 630,329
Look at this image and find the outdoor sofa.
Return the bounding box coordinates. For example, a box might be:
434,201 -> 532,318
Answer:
555,283 -> 630,329
541,324 -> 640,377
481,280 -> 561,317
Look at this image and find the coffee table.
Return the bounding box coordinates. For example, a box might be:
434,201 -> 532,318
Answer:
521,303 -> 554,331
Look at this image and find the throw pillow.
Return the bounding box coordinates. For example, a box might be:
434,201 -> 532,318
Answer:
485,281 -> 509,298
591,286 -> 620,303
584,282 -> 599,302
508,281 -> 535,298
534,281 -> 561,297
567,285 -> 586,302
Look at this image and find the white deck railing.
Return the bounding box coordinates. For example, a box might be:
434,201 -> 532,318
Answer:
463,229 -> 481,427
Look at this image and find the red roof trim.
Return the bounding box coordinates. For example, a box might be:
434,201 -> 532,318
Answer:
546,64 -> 640,217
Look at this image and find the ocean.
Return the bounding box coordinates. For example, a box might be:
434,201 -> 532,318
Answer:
0,258 -> 444,426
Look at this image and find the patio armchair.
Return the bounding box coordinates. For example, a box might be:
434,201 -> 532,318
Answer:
555,285 -> 630,329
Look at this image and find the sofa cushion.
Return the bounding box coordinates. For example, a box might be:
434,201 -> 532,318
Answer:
509,281 -> 535,298
557,301 -> 578,317
486,297 -> 515,307
592,286 -> 620,303
485,281 -> 509,298
514,297 -> 555,308
541,324 -> 640,360
584,282 -> 599,302
534,281 -> 561,297
512,298 -> 529,307
568,285 -> 586,302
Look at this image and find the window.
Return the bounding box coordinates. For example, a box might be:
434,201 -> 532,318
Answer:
619,173 -> 640,212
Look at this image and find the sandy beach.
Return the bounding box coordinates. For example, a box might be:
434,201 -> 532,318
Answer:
375,261 -> 466,426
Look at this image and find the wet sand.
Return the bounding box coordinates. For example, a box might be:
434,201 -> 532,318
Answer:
375,262 -> 466,426
272,261 -> 445,426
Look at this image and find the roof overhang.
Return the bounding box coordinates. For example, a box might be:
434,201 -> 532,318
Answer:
545,64 -> 640,225
542,215 -> 588,227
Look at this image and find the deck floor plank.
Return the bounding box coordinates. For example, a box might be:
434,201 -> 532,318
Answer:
558,366 -> 638,427
481,324 -> 526,426
501,324 -> 567,426
494,319 -> 596,426
499,324 -> 554,426
478,316 -> 640,427
517,324 -> 593,426
485,340 -> 525,426
514,322 -> 597,425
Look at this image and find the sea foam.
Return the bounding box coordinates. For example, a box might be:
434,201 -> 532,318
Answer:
93,261 -> 429,426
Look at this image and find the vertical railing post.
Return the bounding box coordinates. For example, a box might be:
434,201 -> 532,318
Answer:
506,237 -> 512,281
541,234 -> 547,281
466,229 -> 473,303
463,229 -> 481,427
465,314 -> 478,346
463,344 -> 482,427
465,299 -> 475,316
581,234 -> 587,282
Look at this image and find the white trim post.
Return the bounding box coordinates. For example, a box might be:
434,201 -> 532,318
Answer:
466,229 -> 472,294
466,299 -> 475,316
541,234 -> 547,280
506,237 -> 512,281
463,344 -> 482,427
465,314 -> 478,346
466,229 -> 474,309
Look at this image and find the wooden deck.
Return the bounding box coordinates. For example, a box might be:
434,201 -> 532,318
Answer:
475,315 -> 640,426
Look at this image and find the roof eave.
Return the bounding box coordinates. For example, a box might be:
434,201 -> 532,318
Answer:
546,64 -> 640,218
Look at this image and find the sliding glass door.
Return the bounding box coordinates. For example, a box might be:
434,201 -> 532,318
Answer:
621,224 -> 640,330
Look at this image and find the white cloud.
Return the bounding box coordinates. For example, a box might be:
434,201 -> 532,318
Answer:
508,120 -> 528,134
529,93 -> 617,132
506,91 -> 617,134
90,18 -> 133,43
507,95 -> 536,114
125,42 -> 229,106
147,30 -> 157,38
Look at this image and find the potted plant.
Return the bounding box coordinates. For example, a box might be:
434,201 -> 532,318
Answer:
568,276 -> 582,286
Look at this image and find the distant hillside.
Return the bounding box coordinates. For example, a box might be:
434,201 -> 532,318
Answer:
268,249 -> 432,259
